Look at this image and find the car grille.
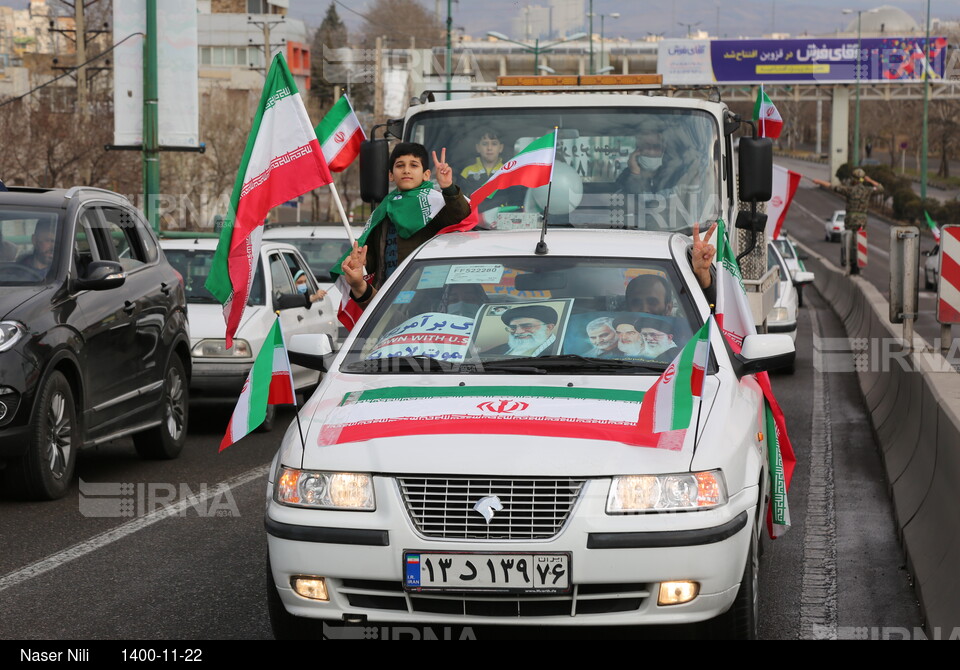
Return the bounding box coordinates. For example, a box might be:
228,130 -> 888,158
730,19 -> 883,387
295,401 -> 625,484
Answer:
340,579 -> 649,617
397,476 -> 585,540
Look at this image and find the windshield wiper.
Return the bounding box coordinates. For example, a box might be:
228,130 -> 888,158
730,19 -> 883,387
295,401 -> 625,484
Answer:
343,355 -> 461,374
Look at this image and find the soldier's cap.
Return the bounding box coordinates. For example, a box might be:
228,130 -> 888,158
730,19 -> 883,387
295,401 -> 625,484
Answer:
853,168 -> 866,179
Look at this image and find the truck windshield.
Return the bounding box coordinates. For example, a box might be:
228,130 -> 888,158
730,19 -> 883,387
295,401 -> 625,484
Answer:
407,107 -> 720,234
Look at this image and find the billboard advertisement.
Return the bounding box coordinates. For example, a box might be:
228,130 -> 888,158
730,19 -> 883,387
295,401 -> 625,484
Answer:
113,0 -> 199,148
659,37 -> 948,85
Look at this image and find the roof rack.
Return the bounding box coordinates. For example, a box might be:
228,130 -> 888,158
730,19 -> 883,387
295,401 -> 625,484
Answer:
64,186 -> 127,201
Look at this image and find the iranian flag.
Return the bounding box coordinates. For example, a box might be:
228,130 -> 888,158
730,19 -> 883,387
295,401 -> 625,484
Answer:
766,165 -> 801,240
753,85 -> 783,139
712,220 -> 795,537
467,129 -> 557,217
315,95 -> 366,172
206,53 -> 333,347
219,318 -> 295,452
924,210 -> 941,242
637,317 -> 712,434
715,218 -> 757,352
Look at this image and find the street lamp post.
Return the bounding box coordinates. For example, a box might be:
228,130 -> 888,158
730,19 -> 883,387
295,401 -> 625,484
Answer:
600,12 -> 620,73
486,31 -> 587,75
843,8 -> 877,167
588,0 -> 594,74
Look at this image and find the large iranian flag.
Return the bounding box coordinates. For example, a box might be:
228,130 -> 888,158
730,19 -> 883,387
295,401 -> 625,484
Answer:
315,95 -> 366,172
712,219 -> 795,537
320,385 -> 672,449
753,85 -> 783,139
219,318 -> 295,452
636,317 -> 712,434
467,129 -> 556,215
206,53 -> 332,347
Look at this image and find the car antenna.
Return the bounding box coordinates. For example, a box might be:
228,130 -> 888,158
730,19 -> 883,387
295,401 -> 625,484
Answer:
535,126 -> 559,256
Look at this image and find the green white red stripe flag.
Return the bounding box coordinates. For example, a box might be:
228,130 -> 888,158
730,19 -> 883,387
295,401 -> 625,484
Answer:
711,219 -> 795,537
206,53 -> 333,347
467,129 -> 557,216
637,316 -> 712,434
753,85 -> 783,139
924,210 -> 941,242
219,318 -> 295,452
315,95 -> 366,172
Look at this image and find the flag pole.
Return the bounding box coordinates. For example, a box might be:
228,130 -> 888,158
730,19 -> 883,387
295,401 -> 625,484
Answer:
535,127 -> 559,256
328,181 -> 356,246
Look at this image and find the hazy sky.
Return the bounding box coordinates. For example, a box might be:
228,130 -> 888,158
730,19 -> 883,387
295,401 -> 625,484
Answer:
290,0 -> 953,40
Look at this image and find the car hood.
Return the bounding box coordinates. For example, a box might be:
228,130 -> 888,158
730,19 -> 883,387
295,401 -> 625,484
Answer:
280,373 -> 722,477
0,285 -> 51,321
185,302 -> 263,342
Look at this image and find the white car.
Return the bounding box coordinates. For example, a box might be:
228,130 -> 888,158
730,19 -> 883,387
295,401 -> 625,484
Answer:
772,234 -> 814,308
824,210 -> 845,242
262,223 -> 364,293
923,243 -> 939,291
265,229 -> 794,638
160,238 -> 338,428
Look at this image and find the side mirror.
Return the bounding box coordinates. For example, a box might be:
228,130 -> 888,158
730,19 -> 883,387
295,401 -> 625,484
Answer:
360,138 -> 389,204
287,333 -> 334,371
738,136 -> 773,202
75,260 -> 125,291
733,333 -> 795,377
791,270 -> 815,286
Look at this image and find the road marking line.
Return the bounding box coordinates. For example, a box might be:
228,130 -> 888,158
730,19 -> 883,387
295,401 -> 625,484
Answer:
0,465 -> 270,594
801,308 -> 839,639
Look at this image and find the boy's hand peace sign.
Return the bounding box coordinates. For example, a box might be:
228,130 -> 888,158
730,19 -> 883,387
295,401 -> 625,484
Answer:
432,148 -> 453,189
692,221 -> 717,290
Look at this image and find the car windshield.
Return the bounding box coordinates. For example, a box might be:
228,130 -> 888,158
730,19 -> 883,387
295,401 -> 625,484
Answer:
407,107 -> 720,234
267,236 -> 353,282
773,239 -> 795,259
164,248 -> 265,305
0,208 -> 61,285
341,255 -> 703,374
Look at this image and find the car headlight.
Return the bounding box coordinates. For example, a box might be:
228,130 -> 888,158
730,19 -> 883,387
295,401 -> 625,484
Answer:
607,471 -> 726,513
275,467 -> 375,510
191,339 -> 251,358
768,307 -> 789,322
0,321 -> 25,353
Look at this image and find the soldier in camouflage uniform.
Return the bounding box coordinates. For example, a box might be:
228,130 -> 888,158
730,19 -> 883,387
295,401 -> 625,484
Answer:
814,168 -> 883,274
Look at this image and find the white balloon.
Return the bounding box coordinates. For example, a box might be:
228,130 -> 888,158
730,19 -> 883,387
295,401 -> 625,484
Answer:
531,162 -> 583,214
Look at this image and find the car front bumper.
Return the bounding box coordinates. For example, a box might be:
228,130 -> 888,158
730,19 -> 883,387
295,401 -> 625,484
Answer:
266,477 -> 759,627
188,358 -> 251,398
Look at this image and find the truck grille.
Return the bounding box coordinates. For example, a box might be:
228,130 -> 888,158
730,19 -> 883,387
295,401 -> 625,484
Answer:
397,476 -> 585,540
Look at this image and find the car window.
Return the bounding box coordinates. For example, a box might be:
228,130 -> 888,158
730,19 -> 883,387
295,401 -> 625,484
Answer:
342,255 -> 701,372
0,208 -> 61,285
164,247 -> 265,306
81,206 -> 149,271
271,237 -> 353,281
269,253 -> 295,299
281,251 -> 315,290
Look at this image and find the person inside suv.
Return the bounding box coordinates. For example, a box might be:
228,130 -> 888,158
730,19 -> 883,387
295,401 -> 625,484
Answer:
18,220 -> 56,274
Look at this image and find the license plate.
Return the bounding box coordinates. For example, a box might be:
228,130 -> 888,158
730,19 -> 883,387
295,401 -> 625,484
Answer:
403,551 -> 570,593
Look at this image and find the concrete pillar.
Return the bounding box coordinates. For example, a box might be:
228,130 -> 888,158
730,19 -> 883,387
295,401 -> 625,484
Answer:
830,85 -> 850,184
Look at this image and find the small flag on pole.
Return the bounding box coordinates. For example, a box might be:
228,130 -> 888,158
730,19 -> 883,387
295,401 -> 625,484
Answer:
219,318 -> 295,451
637,316 -> 713,434
753,85 -> 783,139
315,95 -> 366,172
924,210 -> 941,242
205,53 -> 333,348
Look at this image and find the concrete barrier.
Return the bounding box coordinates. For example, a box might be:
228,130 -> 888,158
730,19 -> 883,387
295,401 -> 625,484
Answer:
796,240 -> 960,630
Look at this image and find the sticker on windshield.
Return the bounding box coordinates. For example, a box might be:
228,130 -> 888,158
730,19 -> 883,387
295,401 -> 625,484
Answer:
470,299 -> 574,358
393,290 -> 416,304
366,313 -> 474,362
416,265 -> 450,289
447,264 -> 504,285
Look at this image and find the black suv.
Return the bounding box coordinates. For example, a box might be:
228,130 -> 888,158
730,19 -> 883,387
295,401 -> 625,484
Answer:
0,187 -> 191,500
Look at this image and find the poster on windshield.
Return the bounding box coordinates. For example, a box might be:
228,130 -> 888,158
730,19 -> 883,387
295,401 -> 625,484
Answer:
470,300 -> 574,358
659,37 -> 948,85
